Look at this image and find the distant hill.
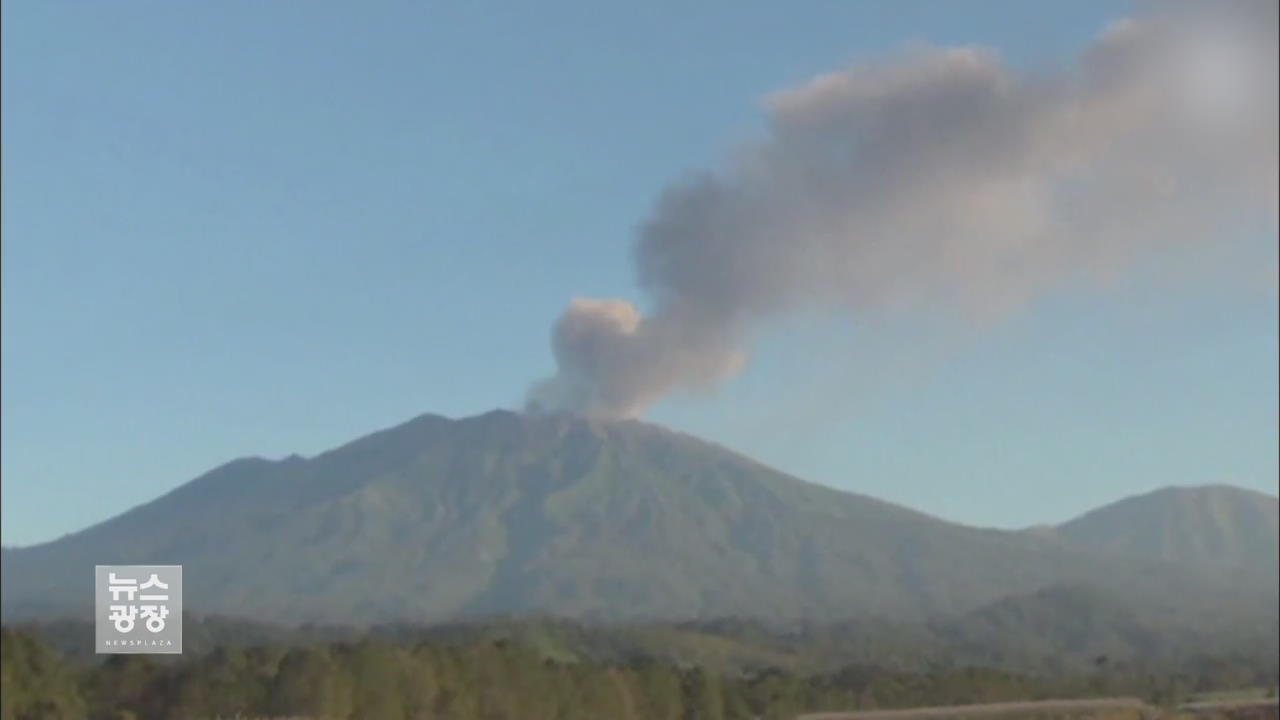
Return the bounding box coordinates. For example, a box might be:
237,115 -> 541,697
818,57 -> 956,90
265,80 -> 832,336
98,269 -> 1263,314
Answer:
2,410 -> 1275,627
1047,485 -> 1279,570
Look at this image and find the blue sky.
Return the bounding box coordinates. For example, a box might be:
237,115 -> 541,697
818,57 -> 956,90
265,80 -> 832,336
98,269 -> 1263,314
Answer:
3,0 -> 1276,546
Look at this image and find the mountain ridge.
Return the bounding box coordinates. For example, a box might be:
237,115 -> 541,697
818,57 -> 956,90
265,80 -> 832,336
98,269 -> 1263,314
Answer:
3,409 -> 1275,627
11,410 -> 1271,552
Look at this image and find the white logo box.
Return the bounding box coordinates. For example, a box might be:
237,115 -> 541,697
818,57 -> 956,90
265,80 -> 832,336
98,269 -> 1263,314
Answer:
94,565 -> 183,654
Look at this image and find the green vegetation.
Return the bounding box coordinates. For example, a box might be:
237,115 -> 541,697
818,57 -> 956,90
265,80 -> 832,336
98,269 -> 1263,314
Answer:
0,629 -> 86,720
17,599 -> 1279,684
3,618 -> 1276,720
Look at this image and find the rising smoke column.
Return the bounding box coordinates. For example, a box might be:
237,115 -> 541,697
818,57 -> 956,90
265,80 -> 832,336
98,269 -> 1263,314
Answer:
529,0 -> 1278,419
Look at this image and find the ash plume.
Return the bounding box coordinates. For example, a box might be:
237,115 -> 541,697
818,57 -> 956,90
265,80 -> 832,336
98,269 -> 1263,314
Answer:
529,0 -> 1278,419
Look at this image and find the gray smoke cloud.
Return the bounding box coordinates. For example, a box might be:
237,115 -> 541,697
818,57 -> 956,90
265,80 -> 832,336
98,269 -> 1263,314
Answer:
529,0 -> 1278,419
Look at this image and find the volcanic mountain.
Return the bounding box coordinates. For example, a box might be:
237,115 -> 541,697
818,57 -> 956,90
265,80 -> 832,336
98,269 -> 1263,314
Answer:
2,410 -> 1275,626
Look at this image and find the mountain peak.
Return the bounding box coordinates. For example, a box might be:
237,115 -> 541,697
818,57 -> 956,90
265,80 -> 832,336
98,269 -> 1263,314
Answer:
1051,483 -> 1278,569
1150,483 -> 1277,501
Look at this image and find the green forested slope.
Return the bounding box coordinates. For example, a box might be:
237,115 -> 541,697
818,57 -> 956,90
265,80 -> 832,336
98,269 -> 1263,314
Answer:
3,411 -> 1274,626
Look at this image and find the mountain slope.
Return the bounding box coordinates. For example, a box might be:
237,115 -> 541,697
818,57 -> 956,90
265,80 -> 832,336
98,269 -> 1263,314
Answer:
2,410 -> 1274,625
1048,485 -> 1279,569
934,583 -> 1279,672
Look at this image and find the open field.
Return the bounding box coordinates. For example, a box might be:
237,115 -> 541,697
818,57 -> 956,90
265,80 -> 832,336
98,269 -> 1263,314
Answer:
798,697 -> 1157,719
798,697 -> 1280,720
1174,698 -> 1278,719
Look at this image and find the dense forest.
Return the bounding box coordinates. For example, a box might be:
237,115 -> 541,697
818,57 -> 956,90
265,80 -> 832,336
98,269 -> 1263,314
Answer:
3,616 -> 1276,720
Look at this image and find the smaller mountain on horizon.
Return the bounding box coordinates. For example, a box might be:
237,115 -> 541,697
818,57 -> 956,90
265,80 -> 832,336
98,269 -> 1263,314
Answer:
1045,483 -> 1279,570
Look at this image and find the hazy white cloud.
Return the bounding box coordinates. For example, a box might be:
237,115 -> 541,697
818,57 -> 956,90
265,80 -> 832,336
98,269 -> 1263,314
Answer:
530,0 -> 1278,418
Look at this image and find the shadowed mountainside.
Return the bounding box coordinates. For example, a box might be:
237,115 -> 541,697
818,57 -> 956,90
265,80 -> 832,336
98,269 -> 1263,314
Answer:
2,410 -> 1275,626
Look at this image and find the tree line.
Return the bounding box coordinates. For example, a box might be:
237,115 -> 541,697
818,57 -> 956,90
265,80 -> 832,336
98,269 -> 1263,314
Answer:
4,625 -> 1276,720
